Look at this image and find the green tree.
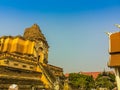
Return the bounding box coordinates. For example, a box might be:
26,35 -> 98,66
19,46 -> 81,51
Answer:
95,71 -> 116,89
86,75 -> 95,89
69,73 -> 82,89
68,73 -> 95,89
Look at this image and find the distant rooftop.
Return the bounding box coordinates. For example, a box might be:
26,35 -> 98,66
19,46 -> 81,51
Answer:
65,71 -> 114,79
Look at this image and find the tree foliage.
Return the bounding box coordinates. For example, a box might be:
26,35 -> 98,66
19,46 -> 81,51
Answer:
68,71 -> 116,90
95,71 -> 116,89
69,73 -> 95,89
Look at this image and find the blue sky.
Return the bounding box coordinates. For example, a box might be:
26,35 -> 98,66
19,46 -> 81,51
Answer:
0,0 -> 120,73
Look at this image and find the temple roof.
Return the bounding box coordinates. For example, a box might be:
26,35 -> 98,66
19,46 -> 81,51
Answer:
23,24 -> 48,47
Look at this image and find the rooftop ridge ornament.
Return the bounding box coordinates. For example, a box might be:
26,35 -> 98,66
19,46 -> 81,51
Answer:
105,24 -> 120,37
115,24 -> 120,29
106,32 -> 112,37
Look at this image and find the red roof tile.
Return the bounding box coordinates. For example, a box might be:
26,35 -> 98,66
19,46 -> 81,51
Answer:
80,72 -> 100,79
64,71 -> 114,79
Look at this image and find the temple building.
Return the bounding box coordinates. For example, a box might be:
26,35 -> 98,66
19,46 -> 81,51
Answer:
108,31 -> 120,90
0,24 -> 64,90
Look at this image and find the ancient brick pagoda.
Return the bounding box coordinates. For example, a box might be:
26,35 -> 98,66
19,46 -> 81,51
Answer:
0,24 -> 64,90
